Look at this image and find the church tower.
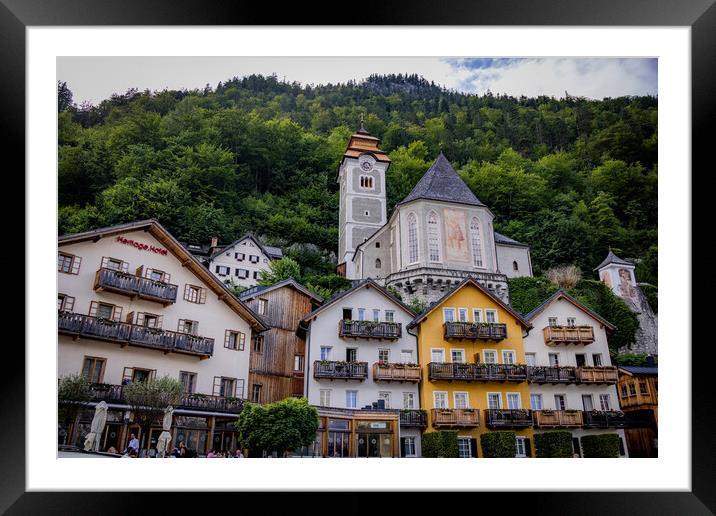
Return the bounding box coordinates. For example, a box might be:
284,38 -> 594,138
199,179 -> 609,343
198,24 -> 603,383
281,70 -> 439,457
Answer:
337,120 -> 390,279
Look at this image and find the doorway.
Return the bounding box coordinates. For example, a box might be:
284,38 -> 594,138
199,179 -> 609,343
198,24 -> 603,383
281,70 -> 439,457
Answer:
356,433 -> 392,457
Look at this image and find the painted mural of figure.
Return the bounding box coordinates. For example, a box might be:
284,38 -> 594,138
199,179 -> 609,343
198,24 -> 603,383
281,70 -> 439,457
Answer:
444,209 -> 468,260
601,271 -> 612,289
618,268 -> 636,298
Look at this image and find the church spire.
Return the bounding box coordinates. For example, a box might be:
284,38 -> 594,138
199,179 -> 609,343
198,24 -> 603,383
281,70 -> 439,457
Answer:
357,113 -> 369,135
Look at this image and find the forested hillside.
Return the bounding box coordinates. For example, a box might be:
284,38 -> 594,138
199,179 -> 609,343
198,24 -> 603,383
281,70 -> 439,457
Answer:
57,73 -> 658,289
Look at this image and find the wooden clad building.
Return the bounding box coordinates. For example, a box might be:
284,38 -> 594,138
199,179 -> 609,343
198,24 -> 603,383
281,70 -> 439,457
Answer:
617,363 -> 658,457
240,279 -> 323,404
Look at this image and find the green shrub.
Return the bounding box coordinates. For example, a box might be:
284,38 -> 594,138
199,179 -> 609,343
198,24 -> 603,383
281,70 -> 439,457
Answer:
421,431 -> 459,458
535,431 -> 573,458
641,283 -> 657,313
580,434 -> 620,457
480,431 -> 516,457
615,353 -> 651,366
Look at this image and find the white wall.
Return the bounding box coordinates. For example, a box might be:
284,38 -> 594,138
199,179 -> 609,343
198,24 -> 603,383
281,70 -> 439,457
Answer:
208,237 -> 274,289
496,244 -> 532,278
58,229 -> 255,397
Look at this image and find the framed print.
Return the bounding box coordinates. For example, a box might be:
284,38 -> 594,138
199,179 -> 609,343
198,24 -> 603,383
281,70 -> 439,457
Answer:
4,0 -> 714,513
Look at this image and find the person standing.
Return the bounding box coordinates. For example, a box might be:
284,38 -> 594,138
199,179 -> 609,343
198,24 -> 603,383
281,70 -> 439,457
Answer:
126,433 -> 139,455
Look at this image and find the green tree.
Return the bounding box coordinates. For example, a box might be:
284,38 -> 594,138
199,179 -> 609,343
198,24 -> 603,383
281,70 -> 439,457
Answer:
58,374 -> 93,446
258,257 -> 302,286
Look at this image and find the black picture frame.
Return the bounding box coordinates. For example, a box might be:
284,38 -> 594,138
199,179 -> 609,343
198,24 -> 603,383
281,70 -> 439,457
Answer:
4,0 -> 713,513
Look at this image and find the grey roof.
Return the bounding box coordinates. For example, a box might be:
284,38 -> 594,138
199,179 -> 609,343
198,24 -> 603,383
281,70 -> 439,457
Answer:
239,277 -> 323,304
494,232 -> 528,247
619,366 -> 658,375
397,153 -> 485,207
211,233 -> 282,261
523,289 -> 616,331
594,250 -> 633,271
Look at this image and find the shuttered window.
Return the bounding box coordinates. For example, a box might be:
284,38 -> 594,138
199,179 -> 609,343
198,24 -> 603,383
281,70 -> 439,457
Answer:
225,330 -> 245,351
178,319 -> 199,334
81,356 -> 106,383
58,294 -> 75,312
58,252 -> 81,274
133,312 -> 162,328
101,256 -> 129,272
184,284 -> 207,304
89,301 -> 122,322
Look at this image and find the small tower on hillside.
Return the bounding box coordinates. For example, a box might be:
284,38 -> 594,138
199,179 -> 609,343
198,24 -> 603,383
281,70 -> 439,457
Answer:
337,118 -> 391,279
595,249 -> 638,300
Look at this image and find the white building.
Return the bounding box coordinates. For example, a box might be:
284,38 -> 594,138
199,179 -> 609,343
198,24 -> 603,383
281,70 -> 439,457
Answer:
299,279 -> 423,457
523,290 -> 628,457
201,234 -> 283,290
58,219 -> 268,456
336,124 -> 532,305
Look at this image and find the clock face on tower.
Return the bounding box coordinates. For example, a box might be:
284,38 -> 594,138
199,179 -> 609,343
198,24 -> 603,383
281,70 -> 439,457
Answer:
360,161 -> 372,172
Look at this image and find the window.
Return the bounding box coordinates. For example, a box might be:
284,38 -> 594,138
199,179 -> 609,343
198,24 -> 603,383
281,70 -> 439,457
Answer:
443,308 -> 456,322
248,255 -> 259,264
548,353 -> 560,366
530,394 -> 543,410
507,393 -> 521,409
320,347 -> 332,360
342,308 -> 353,320
639,382 -> 649,395
378,391 -> 391,409
451,349 -> 465,363
407,213 -> 419,263
567,317 -> 576,327
359,175 -> 374,189
548,317 -> 558,327
376,242 -> 380,248
101,256 -> 127,272
97,303 -> 113,320
629,383 -> 637,396
58,252 -> 81,274
427,211 -> 441,262
402,437 -> 416,457
472,309 -> 483,322
458,308 -> 468,322
513,260 -> 519,271
485,310 -> 498,323
136,313 -> 161,328
178,319 -> 199,335
57,294 -> 75,312
346,390 -> 358,408
599,394 -> 612,411
253,271 -> 259,279
364,210 -> 370,217
81,357 -> 105,383
592,354 -> 603,366
235,268 -> 249,279
469,217 -> 484,268
375,258 -> 381,269
403,392 -> 415,409
378,349 -> 390,363
431,349 -> 445,363
235,252 -> 245,261
294,355 -> 304,372
252,384 -> 262,403
575,354 -> 586,367
357,308 -> 365,321
433,391 -> 448,409
257,298 -> 268,315
458,437 -> 472,458
554,394 -> 567,410
385,310 -> 395,322
184,284 -> 207,304
454,392 -> 469,409
483,350 -> 497,364
620,385 -> 628,398
487,393 -> 502,409
525,353 -> 536,367
251,334 -> 263,353
179,371 -> 197,394
215,265 -> 231,276
219,378 -> 236,397
502,350 -> 516,365
319,389 -> 331,407
346,348 -> 357,362
400,350 -> 413,363
224,331 -> 245,351
372,309 -> 380,322
515,437 -> 528,457
582,394 -> 594,411
89,301 -> 122,322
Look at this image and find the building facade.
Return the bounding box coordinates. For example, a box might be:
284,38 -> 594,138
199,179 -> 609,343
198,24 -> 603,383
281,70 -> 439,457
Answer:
523,290 -> 629,457
239,279 -> 323,404
57,220 -> 268,456
299,279 -> 423,457
617,364 -> 658,457
408,277 -> 535,458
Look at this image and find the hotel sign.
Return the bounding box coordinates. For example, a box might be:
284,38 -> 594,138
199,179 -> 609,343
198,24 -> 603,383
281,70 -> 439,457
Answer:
116,235 -> 168,255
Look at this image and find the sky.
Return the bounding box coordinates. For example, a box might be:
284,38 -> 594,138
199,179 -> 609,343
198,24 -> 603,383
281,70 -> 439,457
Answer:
58,57 -> 657,106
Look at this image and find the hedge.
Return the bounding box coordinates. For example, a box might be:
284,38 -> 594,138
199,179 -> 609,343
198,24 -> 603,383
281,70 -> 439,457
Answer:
480,431 -> 517,458
534,431 -> 573,458
580,434 -> 620,457
421,431 -> 459,458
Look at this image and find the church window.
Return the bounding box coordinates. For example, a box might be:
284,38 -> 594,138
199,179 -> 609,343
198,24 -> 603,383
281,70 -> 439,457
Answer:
427,211 -> 441,262
407,213 -> 419,263
359,175 -> 374,189
470,217 -> 484,268
375,258 -> 381,269
513,261 -> 519,271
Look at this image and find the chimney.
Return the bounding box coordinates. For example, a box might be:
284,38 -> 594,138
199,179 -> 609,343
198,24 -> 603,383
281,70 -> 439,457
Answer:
210,236 -> 218,248
645,355 -> 656,367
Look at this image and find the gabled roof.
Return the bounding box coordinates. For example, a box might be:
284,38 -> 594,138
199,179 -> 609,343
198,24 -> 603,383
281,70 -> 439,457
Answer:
210,233 -> 283,261
397,153 -> 485,208
301,278 -> 414,324
58,219 -> 268,332
618,366 -> 658,376
524,290 -> 616,331
239,277 -> 324,304
594,250 -> 633,271
340,125 -> 391,165
407,276 -> 532,330
494,232 -> 528,247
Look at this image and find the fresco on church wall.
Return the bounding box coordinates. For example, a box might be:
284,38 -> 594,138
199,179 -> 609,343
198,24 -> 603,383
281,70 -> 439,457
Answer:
601,271 -> 612,289
618,268 -> 636,298
443,209 -> 469,261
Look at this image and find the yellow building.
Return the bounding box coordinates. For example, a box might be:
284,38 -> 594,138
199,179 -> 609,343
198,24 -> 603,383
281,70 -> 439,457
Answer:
408,278 -> 534,458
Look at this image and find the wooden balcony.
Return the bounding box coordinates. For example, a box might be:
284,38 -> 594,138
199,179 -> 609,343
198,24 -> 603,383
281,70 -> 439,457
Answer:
543,325 -> 595,345
431,408 -> 481,428
94,268 -> 178,306
400,409 -> 428,428
373,363 -> 421,383
428,362 -> 527,382
58,312 -> 214,358
484,409 -> 533,428
526,366 -> 577,384
339,320 -> 402,340
444,321 -> 507,341
575,366 -> 618,384
581,410 -> 627,428
312,360 -> 368,381
533,410 -> 583,428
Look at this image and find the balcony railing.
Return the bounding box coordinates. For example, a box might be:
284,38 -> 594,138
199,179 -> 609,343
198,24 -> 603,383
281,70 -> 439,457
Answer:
428,362 -> 527,382
431,408 -> 481,428
581,410 -> 627,428
58,312 -> 214,358
526,366 -> 577,384
533,410 -> 584,428
339,320 -> 402,340
94,268 -> 178,305
575,366 -> 618,384
543,325 -> 595,345
484,409 -> 533,428
85,384 -> 245,414
444,321 -> 507,341
400,409 -> 428,428
373,363 -> 421,383
312,360 -> 368,381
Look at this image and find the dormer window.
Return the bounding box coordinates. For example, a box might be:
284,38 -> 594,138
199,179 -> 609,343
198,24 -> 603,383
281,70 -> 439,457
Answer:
359,175 -> 374,189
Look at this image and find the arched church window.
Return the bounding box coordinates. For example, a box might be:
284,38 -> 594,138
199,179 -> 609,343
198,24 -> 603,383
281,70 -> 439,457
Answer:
513,261 -> 519,271
375,258 -> 381,269
427,211 -> 441,262
359,175 -> 374,189
470,217 -> 484,268
408,213 -> 419,263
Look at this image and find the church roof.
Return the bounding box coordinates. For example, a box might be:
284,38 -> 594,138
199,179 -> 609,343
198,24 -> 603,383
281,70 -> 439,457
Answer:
397,153 -> 485,208
341,124 -> 390,164
494,232 -> 528,247
594,250 -> 633,271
